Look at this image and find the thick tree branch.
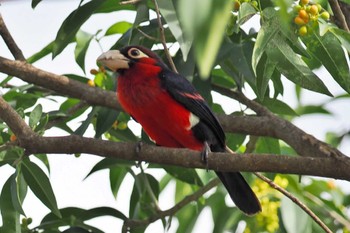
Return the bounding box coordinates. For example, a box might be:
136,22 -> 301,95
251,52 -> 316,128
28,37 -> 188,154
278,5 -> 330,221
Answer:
0,56 -> 346,162
1,95 -> 349,180
0,14 -> 25,61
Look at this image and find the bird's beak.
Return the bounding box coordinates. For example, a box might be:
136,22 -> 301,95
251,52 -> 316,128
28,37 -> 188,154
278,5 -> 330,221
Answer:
97,50 -> 130,71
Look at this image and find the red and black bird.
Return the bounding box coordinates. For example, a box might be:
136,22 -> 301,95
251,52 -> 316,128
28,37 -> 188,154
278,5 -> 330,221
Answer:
97,45 -> 261,215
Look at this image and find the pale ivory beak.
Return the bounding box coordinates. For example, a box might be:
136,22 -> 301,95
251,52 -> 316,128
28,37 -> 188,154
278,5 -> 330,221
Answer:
97,50 -> 130,71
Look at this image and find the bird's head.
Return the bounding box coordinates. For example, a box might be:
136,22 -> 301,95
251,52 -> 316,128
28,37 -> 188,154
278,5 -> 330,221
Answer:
97,45 -> 167,73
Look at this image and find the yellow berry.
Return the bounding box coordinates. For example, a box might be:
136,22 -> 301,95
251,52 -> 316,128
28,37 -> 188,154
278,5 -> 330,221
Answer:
309,5 -> 319,15
234,1 -> 240,11
316,4 -> 322,12
321,11 -> 330,20
327,180 -> 336,189
299,26 -> 308,36
251,0 -> 258,8
117,122 -> 128,130
10,134 -> 17,142
294,16 -> 306,25
300,0 -> 309,5
87,80 -> 95,87
299,9 -> 309,22
294,5 -> 302,12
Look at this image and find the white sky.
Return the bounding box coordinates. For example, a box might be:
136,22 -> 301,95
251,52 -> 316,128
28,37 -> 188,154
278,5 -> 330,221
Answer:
0,1 -> 349,233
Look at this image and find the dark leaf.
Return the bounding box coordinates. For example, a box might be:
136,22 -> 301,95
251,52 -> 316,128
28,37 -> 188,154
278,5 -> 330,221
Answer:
22,159 -> 61,218
163,165 -> 203,186
0,174 -> 21,233
257,97 -> 298,116
31,0 -> 42,9
302,31 -> 350,94
95,107 -> 119,138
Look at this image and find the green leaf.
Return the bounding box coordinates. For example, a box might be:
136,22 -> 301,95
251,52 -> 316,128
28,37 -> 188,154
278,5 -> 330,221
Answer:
252,8 -> 280,75
105,21 -> 133,36
255,137 -> 281,154
75,30 -> 94,73
109,167 -> 129,198
296,105 -> 331,115
129,173 -> 159,219
237,2 -> 257,25
302,31 -> 350,94
281,196 -> 312,233
256,54 -> 277,100
74,107 -> 99,136
95,108 -> 119,138
178,0 -> 232,78
31,0 -> 42,9
0,175 -> 21,233
158,0 -> 192,61
53,0 -> 107,57
29,104 -> 43,129
41,207 -> 126,223
266,34 -> 331,96
163,165 -> 203,186
257,97 -> 298,116
22,159 -> 61,218
85,158 -> 133,178
134,1 -> 149,26
329,27 -> 350,53
10,172 -> 26,216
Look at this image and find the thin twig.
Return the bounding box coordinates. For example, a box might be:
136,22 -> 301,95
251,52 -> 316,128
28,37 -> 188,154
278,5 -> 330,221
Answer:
123,178 -> 220,231
0,14 -> 25,61
255,173 -> 332,233
119,0 -> 142,5
136,28 -> 159,41
152,0 -> 178,73
328,0 -> 349,32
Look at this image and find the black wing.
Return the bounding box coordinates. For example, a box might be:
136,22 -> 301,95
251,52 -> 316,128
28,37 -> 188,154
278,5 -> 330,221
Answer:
160,69 -> 226,149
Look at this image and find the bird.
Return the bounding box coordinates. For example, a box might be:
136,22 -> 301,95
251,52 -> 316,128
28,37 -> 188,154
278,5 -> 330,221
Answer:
97,45 -> 261,215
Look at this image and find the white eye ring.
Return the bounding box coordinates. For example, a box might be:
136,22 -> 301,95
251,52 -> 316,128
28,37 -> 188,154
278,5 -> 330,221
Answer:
128,48 -> 149,59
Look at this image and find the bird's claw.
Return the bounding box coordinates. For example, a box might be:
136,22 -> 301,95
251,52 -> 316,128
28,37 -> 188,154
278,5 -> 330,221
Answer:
135,141 -> 143,167
201,142 -> 210,172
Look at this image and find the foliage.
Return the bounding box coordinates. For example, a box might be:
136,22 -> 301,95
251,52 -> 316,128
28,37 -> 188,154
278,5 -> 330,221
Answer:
0,0 -> 350,232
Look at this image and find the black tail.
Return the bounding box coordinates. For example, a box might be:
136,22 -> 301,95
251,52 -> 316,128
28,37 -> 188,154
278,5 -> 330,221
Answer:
216,171 -> 261,215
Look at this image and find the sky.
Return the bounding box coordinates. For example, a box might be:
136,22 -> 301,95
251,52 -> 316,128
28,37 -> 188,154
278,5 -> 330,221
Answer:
0,1 -> 349,233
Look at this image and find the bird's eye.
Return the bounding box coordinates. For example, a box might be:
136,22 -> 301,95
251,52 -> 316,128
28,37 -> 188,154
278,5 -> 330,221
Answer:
128,48 -> 148,59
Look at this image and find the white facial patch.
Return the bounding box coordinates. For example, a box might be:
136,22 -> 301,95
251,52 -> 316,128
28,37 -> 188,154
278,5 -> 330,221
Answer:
187,113 -> 200,130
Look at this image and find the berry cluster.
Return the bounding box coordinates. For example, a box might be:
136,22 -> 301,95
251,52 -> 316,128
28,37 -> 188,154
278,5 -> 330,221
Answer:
293,0 -> 330,36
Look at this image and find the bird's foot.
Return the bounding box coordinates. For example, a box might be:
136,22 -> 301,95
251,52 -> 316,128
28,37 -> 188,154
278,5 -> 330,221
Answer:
201,142 -> 210,172
135,141 -> 143,167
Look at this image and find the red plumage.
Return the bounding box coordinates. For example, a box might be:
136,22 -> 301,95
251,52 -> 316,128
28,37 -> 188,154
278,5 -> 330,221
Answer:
117,57 -> 203,150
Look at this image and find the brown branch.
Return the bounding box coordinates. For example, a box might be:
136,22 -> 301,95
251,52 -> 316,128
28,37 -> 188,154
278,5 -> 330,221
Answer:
0,57 -> 120,110
123,178 -> 220,231
0,96 -> 350,180
152,0 -> 178,73
0,14 -> 25,61
329,0 -> 350,32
